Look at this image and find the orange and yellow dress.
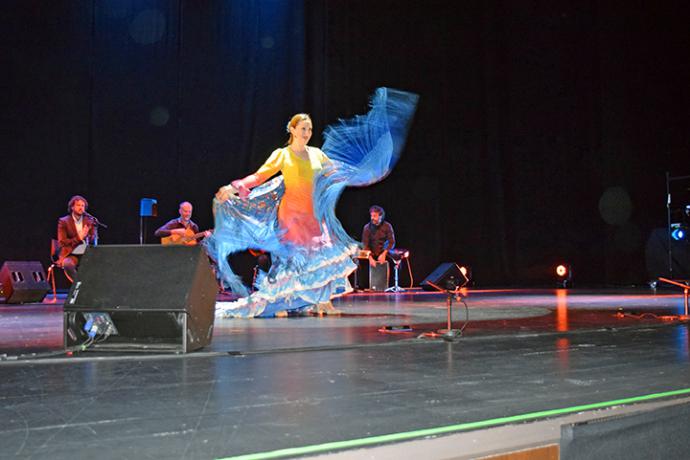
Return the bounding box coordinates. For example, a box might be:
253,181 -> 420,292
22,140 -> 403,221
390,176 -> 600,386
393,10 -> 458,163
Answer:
253,146 -> 328,247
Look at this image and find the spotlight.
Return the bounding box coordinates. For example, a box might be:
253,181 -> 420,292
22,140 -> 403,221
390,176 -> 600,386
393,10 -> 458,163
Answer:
555,264 -> 572,288
671,227 -> 686,241
458,265 -> 473,285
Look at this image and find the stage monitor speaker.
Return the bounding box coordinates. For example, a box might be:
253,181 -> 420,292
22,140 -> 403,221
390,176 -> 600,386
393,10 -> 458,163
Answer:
63,245 -> 217,353
421,262 -> 467,291
0,261 -> 49,304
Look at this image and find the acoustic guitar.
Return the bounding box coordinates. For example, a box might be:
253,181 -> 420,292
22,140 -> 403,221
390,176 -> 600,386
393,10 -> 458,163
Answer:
161,228 -> 211,246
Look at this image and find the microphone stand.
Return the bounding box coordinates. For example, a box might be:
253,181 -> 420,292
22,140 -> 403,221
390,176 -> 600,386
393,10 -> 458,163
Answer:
419,273 -> 470,342
441,288 -> 464,340
86,212 -> 108,228
85,212 -> 107,246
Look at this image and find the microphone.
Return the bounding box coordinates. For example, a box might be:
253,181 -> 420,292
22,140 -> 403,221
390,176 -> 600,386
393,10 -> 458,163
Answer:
85,212 -> 108,228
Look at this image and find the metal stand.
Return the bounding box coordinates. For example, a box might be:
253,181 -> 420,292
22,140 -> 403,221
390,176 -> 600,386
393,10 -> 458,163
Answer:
420,290 -> 463,340
139,198 -> 158,245
139,216 -> 146,245
385,258 -> 405,292
385,249 -> 409,293
665,172 -> 690,277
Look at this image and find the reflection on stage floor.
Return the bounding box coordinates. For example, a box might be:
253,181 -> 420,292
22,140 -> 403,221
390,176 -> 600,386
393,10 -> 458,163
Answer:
1,287 -> 689,459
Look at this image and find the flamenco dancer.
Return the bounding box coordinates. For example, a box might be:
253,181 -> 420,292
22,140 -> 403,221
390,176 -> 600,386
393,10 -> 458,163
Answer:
208,88 -> 418,318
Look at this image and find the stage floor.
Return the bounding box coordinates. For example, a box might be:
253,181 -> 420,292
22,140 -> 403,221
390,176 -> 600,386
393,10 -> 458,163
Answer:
1,287 -> 689,459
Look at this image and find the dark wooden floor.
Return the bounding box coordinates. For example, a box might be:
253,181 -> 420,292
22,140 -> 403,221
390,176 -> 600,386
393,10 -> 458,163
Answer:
1,288 -> 689,459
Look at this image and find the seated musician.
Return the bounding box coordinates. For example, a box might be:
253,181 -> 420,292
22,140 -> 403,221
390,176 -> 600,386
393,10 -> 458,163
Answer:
155,201 -> 211,245
57,195 -> 98,282
362,205 -> 395,266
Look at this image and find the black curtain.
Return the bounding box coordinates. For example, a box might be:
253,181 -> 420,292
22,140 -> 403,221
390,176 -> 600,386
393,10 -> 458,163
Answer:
2,0 -> 308,283
1,0 -> 689,287
311,0 -> 690,285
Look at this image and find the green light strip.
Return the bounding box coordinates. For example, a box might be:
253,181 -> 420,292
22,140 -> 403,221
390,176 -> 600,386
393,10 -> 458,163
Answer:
217,387 -> 690,460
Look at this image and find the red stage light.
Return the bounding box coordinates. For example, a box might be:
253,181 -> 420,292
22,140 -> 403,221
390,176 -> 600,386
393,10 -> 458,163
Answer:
555,264 -> 573,288
556,265 -> 568,277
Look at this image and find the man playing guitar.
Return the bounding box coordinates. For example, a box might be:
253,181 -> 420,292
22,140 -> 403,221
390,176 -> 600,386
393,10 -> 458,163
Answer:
155,201 -> 211,245
57,195 -> 97,282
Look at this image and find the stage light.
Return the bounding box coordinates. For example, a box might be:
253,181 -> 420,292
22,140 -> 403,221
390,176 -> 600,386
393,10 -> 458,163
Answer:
672,228 -> 686,241
457,266 -> 473,286
555,264 -> 572,288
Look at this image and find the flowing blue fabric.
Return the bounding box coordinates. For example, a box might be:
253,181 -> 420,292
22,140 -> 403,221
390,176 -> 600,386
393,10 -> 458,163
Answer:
208,87 -> 418,318
315,88 -> 420,251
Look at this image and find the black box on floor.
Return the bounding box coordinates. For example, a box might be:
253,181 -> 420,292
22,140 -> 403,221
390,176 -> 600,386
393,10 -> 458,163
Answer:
0,261 -> 49,304
63,245 -> 217,353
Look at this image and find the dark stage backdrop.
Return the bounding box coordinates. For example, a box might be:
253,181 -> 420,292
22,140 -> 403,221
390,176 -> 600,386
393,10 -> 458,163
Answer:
1,0 -> 689,287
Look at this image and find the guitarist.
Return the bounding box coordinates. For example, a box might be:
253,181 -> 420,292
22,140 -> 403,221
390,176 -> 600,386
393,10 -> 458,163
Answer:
155,201 -> 211,245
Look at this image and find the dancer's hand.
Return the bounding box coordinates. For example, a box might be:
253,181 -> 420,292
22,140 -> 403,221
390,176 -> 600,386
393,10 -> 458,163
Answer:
231,180 -> 251,200
215,184 -> 237,202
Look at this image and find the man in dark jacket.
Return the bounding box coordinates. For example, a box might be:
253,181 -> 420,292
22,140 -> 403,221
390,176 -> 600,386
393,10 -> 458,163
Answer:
57,195 -> 97,282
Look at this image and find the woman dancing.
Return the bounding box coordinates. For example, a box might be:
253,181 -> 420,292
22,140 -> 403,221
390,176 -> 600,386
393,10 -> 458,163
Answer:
209,87 -> 418,318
